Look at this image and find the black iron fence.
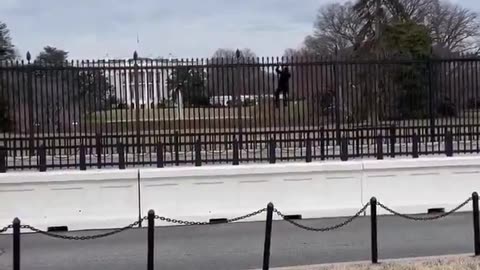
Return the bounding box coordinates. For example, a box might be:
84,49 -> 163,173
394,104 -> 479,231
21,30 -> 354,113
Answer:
1,53 -> 480,170
1,192 -> 480,270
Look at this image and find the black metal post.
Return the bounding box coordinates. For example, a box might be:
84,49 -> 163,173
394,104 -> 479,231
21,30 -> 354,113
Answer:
174,131 -> 179,166
79,144 -> 86,171
269,138 -> 276,164
370,197 -> 378,264
306,134 -> 312,163
263,203 -> 274,270
232,138 -> 239,166
320,128 -> 325,161
147,210 -> 155,270
340,137 -> 348,161
96,133 -> 102,169
156,142 -> 164,168
13,217 -> 20,270
473,192 -> 480,256
445,131 -> 453,157
38,144 -> 46,172
376,134 -> 383,160
0,146 -> 6,173
118,143 -> 125,170
412,133 -> 419,159
195,139 -> 202,167
390,125 -> 396,158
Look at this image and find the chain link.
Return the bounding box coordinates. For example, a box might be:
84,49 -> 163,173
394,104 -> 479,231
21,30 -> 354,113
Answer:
155,208 -> 267,225
274,203 -> 370,232
18,217 -> 146,240
377,197 -> 472,221
0,225 -> 12,233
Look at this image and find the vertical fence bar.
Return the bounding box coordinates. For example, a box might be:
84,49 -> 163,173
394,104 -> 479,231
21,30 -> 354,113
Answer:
156,142 -> 164,168
389,124 -> 396,158
147,210 -> 155,270
370,197 -> 378,264
412,133 -> 419,158
232,138 -> 239,166
473,192 -> 480,256
320,128 -> 325,161
38,144 -> 46,172
262,203 -> 274,270
306,134 -> 312,163
13,217 -> 20,270
118,143 -> 125,170
195,139 -> 202,167
79,144 -> 86,171
340,137 -> 348,161
269,138 -> 276,164
174,131 -> 179,166
0,146 -> 6,173
376,134 -> 383,160
445,131 -> 453,157
96,133 -> 102,169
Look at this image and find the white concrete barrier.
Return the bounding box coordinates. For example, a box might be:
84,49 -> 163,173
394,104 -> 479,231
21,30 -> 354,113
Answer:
362,156 -> 480,215
0,169 -> 140,232
140,162 -> 364,225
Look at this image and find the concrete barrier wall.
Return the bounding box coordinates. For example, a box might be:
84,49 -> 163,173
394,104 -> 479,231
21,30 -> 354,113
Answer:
2,156 -> 480,232
140,162 -> 364,225
0,170 -> 140,231
362,156 -> 480,215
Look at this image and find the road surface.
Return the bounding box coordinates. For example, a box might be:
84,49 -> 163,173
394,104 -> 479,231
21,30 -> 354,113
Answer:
0,213 -> 475,270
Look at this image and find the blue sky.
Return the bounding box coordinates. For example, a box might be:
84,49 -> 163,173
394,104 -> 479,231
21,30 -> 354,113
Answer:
1,0 -> 479,59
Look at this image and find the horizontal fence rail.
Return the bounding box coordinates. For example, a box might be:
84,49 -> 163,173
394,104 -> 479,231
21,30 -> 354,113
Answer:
1,54 -> 480,170
1,192 -> 480,270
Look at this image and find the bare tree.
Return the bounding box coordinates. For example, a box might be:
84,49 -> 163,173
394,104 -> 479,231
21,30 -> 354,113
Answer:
427,1 -> 480,52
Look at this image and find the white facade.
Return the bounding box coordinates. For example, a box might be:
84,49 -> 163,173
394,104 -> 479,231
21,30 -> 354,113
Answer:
92,58 -> 192,108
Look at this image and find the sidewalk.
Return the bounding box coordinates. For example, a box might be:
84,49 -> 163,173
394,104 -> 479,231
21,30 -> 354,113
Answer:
258,254 -> 479,270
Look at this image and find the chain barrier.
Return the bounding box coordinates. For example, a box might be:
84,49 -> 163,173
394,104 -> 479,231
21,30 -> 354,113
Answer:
0,224 -> 12,233
274,203 -> 370,232
377,197 -> 472,221
18,217 -> 146,240
155,208 -> 267,225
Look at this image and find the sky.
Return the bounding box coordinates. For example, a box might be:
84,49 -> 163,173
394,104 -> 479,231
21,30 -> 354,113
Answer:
1,0 -> 479,60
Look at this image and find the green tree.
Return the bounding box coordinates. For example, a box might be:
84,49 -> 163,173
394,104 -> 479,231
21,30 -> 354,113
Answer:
35,46 -> 68,65
167,67 -> 208,106
0,21 -> 16,60
382,21 -> 432,119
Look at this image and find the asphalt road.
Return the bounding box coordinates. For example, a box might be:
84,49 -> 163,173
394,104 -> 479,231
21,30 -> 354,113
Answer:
0,213 -> 475,270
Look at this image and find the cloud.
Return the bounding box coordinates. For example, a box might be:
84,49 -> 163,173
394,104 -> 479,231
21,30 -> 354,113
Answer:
3,0 -> 477,59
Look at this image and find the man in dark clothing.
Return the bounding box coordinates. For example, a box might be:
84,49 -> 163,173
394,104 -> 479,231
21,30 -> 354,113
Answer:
275,66 -> 291,108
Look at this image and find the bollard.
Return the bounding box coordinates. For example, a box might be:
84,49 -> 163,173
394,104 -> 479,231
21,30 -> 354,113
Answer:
174,132 -> 179,166
473,192 -> 480,256
118,143 -> 125,170
389,125 -> 396,158
232,138 -> 239,166
340,137 -> 348,161
156,142 -> 164,168
376,134 -> 383,160
306,134 -> 312,163
263,203 -> 274,270
445,131 -> 453,157
370,197 -> 378,264
147,210 -> 155,270
13,217 -> 20,270
320,129 -> 325,161
38,144 -> 47,172
0,146 -> 6,173
195,139 -> 202,167
79,144 -> 86,171
96,133 -> 102,169
269,138 -> 276,164
412,133 -> 419,159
